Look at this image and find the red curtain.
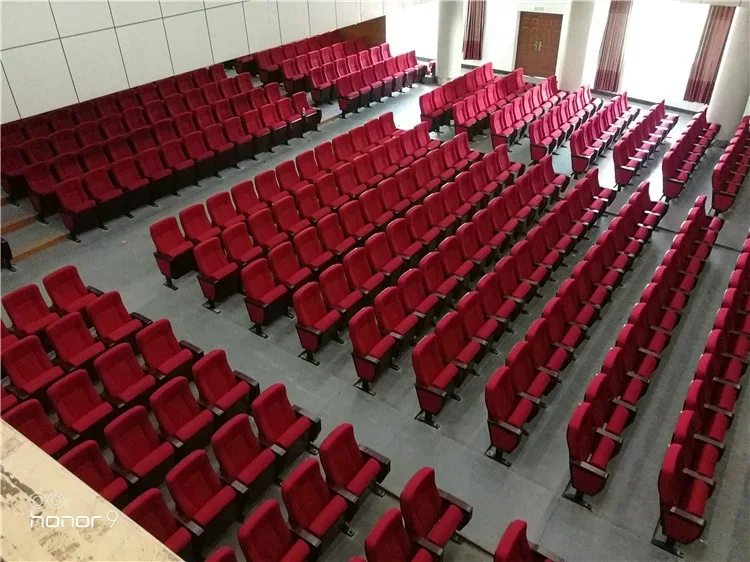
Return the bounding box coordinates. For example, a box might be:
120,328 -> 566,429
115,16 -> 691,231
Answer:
594,0 -> 633,92
463,0 -> 486,61
684,6 -> 735,104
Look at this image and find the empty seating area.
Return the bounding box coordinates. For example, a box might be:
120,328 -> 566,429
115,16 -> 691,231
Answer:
336,47 -> 426,118
528,86 -> 601,162
489,76 -> 572,149
651,229 -> 747,556
711,115 -> 749,212
563,196 -> 722,509
612,101 -> 678,189
662,109 -> 719,199
420,65 -> 537,133
569,92 -> 639,177
0,64 -> 322,241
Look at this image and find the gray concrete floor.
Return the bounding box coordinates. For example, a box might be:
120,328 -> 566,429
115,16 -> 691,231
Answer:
2,81 -> 749,562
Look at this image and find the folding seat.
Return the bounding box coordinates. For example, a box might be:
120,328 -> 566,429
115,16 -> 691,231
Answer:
456,221 -> 494,269
669,410 -> 720,480
494,519 -> 562,562
205,191 -> 243,232
221,117 -> 254,162
73,122 -> 105,149
291,91 -> 321,132
362,65 -> 384,102
149,217 -> 195,289
294,226 -> 335,275
259,103 -> 290,146
111,156 -> 152,209
439,235 -> 476,290
179,203 -> 220,245
333,133 -> 362,163
41,265 -> 97,319
378,178 -> 410,218
47,311 -> 105,375
273,195 -> 310,237
123,489 -> 192,557
365,509 -> 433,562
166,449 -> 237,550
420,91 -> 444,132
340,199 -> 376,242
276,97 -> 305,139
99,115 -> 128,140
203,124 -> 236,170
87,290 -> 148,349
247,208 -> 288,252
104,135 -> 134,163
123,107 -> 148,132
188,221 -> 241,306
337,75 -> 361,118
361,189 -> 394,229
268,241 -> 313,294
192,349 -> 258,422
48,131 -> 79,161
257,51 -> 281,84
220,222 -> 262,269
456,171 -> 486,211
436,309 -> 484,378
406,205 -> 440,251
412,157 -> 441,195
208,63 -> 226,82
282,58 -> 306,94
317,213 -> 356,259
158,140 -> 196,189
395,167 -> 427,206
239,500 -> 311,562
24,162 -> 60,219
426,148 -> 454,184
249,87 -> 268,111
136,318 -> 203,385
423,191 -> 457,236
56,178 -> 98,241
58,439 -> 127,507
293,183 -> 331,225
344,247 -> 386,302
2,284 -> 57,343
104,405 -> 175,492
399,129 -> 425,161
308,49 -> 323,69
365,231 -> 404,283
400,467 -> 472,548
472,208 -> 509,257
310,66 -> 334,105
148,375 -> 213,453
274,161 -> 308,198
386,136 -> 414,169
79,144 -> 111,175
2,333 -> 64,407
319,262 -> 365,324
183,131 -> 218,180
1,399 -> 68,456
420,250 -> 462,311
94,342 -> 157,410
370,145 -> 400,183
442,181 -> 473,223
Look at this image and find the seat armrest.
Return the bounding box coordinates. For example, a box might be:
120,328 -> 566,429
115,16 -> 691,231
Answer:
298,324 -> 323,336
101,390 -> 124,409
537,365 -> 559,379
416,382 -> 447,399
683,468 -> 715,487
179,340 -> 204,356
245,295 -> 269,309
450,359 -> 470,371
360,445 -> 391,469
87,285 -> 104,296
712,376 -> 741,390
331,485 -> 358,504
517,391 -> 541,405
570,459 -> 608,479
197,397 -> 224,418
612,397 -> 637,413
596,426 -> 623,444
159,431 -> 184,451
488,416 -> 523,436
353,350 -> 381,365
668,506 -> 705,528
111,463 -> 139,485
234,370 -> 260,399
528,540 -> 566,562
293,404 -> 321,426
415,537 -> 444,560
230,479 -> 249,496
131,312 -> 152,325
694,433 -> 725,451
704,403 -> 733,419
174,512 -> 204,538
56,423 -> 80,441
438,489 -> 473,517
291,525 -> 322,549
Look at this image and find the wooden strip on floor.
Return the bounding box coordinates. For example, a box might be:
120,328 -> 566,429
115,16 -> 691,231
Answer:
0,214 -> 36,235
12,233 -> 68,262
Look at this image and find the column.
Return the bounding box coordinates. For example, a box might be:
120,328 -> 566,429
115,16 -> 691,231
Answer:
557,1 -> 595,91
436,0 -> 465,84
707,6 -> 749,141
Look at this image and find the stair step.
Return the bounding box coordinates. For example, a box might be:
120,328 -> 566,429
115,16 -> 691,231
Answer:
13,233 -> 69,262
1,213 -> 37,235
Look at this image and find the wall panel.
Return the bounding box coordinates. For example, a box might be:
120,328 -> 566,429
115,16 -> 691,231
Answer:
164,11 -> 214,74
207,3 -> 250,62
62,29 -> 129,100
2,65 -> 20,124
116,20 -> 174,87
50,0 -> 114,38
309,0 -> 338,34
244,0 -> 282,51
278,1 -> 312,43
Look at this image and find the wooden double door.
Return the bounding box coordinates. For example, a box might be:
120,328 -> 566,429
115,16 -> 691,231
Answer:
514,11 -> 563,78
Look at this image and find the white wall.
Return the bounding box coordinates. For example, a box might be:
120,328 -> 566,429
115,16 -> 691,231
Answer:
1,0 -> 391,123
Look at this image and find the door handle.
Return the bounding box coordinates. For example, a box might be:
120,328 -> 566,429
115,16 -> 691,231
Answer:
538,41 -> 543,51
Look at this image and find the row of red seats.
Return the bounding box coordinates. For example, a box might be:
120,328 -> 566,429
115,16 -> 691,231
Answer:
0,64 -> 228,150
336,51 -> 427,117
0,66 -> 244,204
563,196 -> 723,510
253,33 -> 353,83
489,77 -> 570,148
570,92 -> 640,177
613,101 -> 678,188
528,86 -> 601,162
235,30 -> 339,75
409,161 -> 586,428
711,115 -> 749,212
652,229 -> 747,556
419,65 -> 535,132
663,109 -> 719,199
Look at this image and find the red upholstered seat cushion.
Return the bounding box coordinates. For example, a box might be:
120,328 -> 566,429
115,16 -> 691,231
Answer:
308,495 -> 347,537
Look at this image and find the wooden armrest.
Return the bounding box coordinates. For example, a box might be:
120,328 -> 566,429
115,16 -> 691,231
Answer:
570,458 -> 607,479
416,382 -> 447,399
86,285 -> 104,296
713,377 -> 741,390
488,417 -> 522,436
596,426 -> 623,444
438,489 -> 473,519
704,403 -> 733,419
55,423 -> 80,441
332,485 -> 358,504
197,397 -> 224,418
230,479 -> 249,495
298,324 -> 323,336
638,347 -> 661,359
293,404 -> 321,426
517,391 -> 541,405
450,359 -> 470,371
111,463 -> 139,484
625,370 -> 650,384
669,506 -> 705,527
694,433 -> 724,451
415,537 -> 444,559
537,365 -> 559,378
291,526 -> 322,549
553,342 -> 576,353
683,468 -> 715,487
159,431 -> 184,450
612,397 -> 637,413
354,350 -> 381,365
179,340 -> 203,356
174,512 -> 204,537
131,312 -> 152,325
360,445 -> 391,468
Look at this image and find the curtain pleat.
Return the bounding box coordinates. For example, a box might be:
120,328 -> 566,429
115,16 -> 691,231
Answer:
684,6 -> 735,104
463,0 -> 486,61
594,0 -> 633,92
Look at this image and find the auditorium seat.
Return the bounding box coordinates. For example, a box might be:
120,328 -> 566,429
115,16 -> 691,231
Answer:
194,237 -> 241,311
166,450 -> 237,550
365,231 -> 404,284
59,440 -> 128,506
231,180 -> 267,217
206,191 -> 244,230
3,335 -> 64,405
104,405 -> 175,492
412,334 -> 463,427
281,458 -> 350,551
87,291 -> 147,348
179,203 -> 221,245
192,349 -> 258,422
273,195 -> 310,237
293,281 -> 342,364
210,414 -> 276,510
47,312 -> 105,375
123,489 -> 192,558
150,217 -> 196,289
238,500 -> 311,562
222,222 -> 263,268
136,318 -> 203,383
494,519 -> 561,562
365,508 -> 434,562
399,467 -> 472,548
242,258 -> 291,338
248,208 -> 289,251
94,343 -> 155,410
2,398 -> 68,456
40,266 -> 98,320
2,283 -> 58,341
252,383 -> 321,469
268,241 -> 312,293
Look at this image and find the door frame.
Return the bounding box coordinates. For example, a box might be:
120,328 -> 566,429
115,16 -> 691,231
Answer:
512,9 -> 565,78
